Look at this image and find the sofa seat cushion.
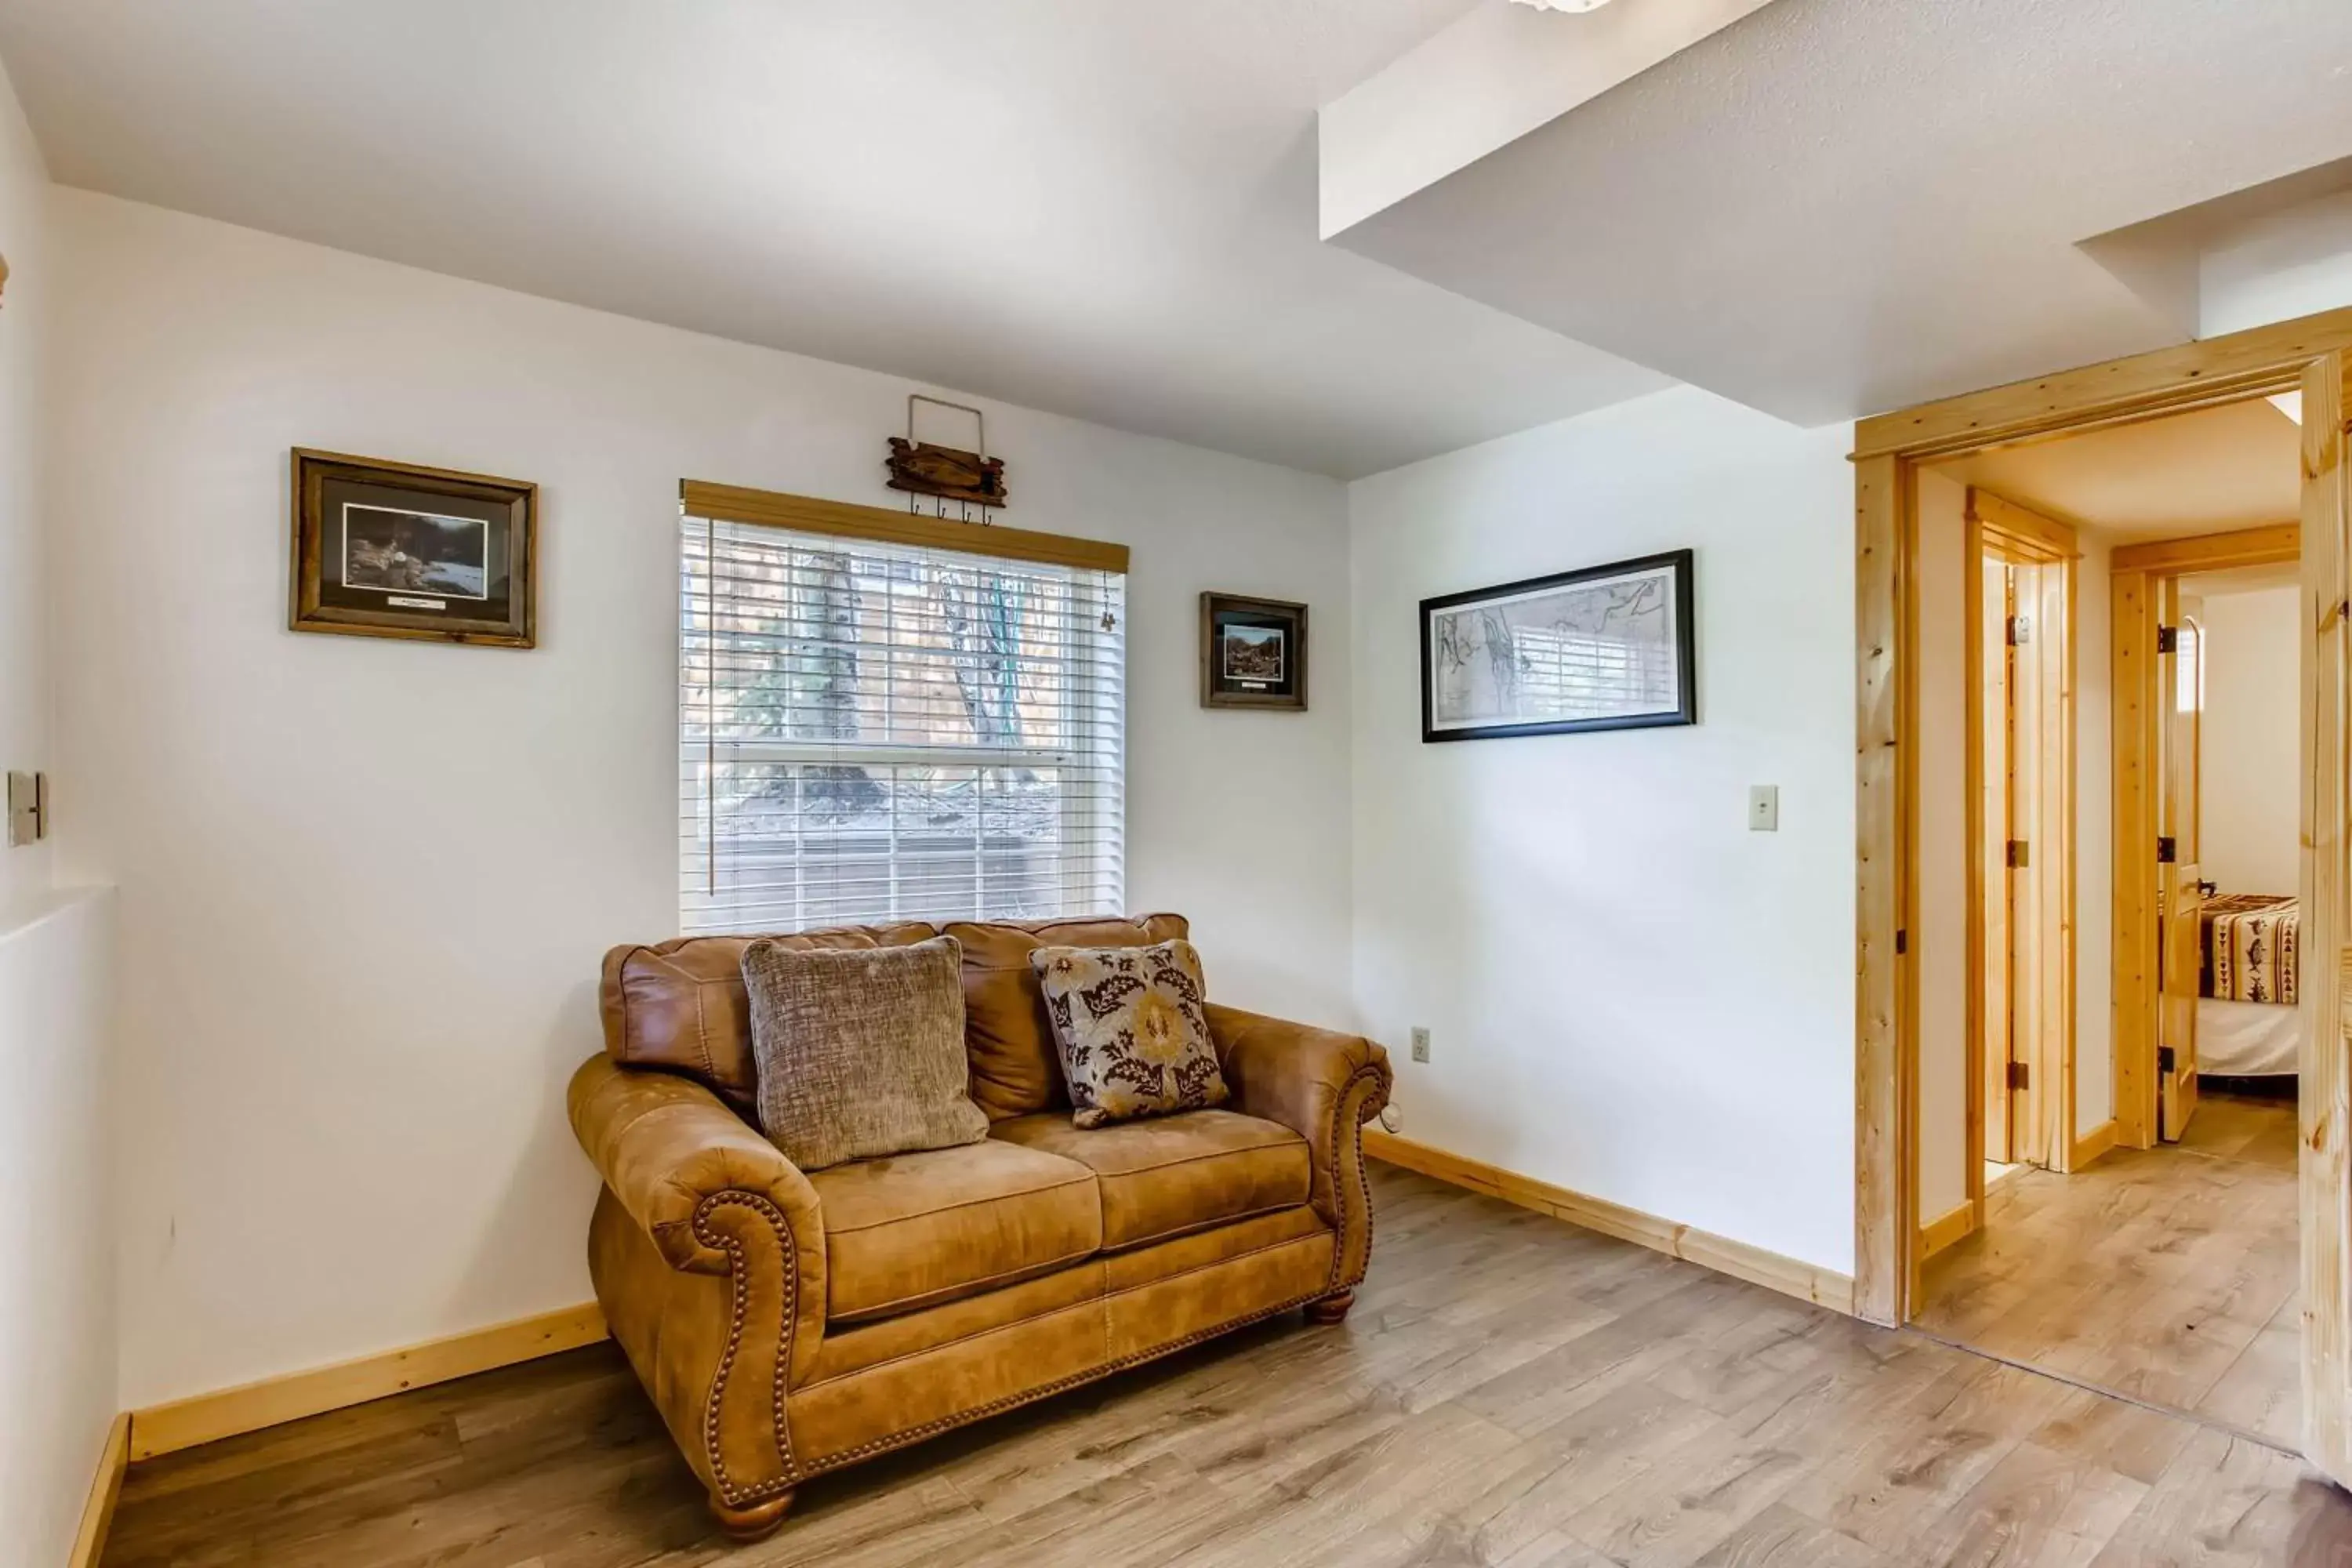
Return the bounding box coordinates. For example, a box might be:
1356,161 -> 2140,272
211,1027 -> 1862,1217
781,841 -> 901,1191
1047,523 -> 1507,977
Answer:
990,1109 -> 1312,1252
808,1138 -> 1102,1323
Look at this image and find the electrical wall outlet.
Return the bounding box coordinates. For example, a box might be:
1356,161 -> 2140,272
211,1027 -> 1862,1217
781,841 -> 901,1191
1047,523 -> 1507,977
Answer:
1748,784 -> 1779,832
1410,1025 -> 1430,1064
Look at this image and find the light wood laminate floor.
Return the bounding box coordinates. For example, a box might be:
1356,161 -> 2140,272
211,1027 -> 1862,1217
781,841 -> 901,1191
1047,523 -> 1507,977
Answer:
105,1159 -> 2352,1568
1917,1089 -> 2302,1449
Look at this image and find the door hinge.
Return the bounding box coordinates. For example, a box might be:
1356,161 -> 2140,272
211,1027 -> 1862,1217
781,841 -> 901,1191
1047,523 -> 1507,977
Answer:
2007,613 -> 2032,647
2158,1045 -> 2177,1076
2006,839 -> 2030,869
1894,928 -> 1908,956
2158,625 -> 2179,654
2006,1061 -> 2030,1091
2157,836 -> 2176,864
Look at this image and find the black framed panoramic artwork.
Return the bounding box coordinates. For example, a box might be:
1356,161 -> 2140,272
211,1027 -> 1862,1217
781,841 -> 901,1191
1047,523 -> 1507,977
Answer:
289,448 -> 537,648
1200,592 -> 1308,710
1420,550 -> 1695,742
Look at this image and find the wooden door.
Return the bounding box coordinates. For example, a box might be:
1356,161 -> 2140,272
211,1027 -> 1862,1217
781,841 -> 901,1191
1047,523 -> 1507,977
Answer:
2158,586 -> 2203,1141
2158,583 -> 2203,1140
2009,563 -> 2056,1167
1982,557 -> 2014,1163
2024,556 -> 2074,1167
2300,350 -> 2352,1483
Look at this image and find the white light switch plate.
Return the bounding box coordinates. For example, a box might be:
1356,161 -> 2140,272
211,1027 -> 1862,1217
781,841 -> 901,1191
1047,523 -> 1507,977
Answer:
6,771 -> 42,847
1748,785 -> 1779,832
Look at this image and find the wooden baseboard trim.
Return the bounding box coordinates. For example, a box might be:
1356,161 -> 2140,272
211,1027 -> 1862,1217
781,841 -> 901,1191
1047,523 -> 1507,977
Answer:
68,1412 -> 130,1568
1918,1200 -> 1976,1261
128,1302 -> 607,1461
2071,1120 -> 2119,1171
1363,1129 -> 1856,1315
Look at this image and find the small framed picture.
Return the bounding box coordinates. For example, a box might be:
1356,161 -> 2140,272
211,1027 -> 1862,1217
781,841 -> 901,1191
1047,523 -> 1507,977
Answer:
289,448 -> 537,648
1421,549 -> 1695,742
1200,593 -> 1308,710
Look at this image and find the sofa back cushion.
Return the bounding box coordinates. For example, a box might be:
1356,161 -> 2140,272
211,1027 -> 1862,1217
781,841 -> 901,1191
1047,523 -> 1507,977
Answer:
946,913 -> 1189,1119
600,923 -> 941,1105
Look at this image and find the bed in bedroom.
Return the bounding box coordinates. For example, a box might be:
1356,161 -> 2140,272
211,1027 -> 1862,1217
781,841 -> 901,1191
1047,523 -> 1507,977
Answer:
2198,892 -> 2299,1078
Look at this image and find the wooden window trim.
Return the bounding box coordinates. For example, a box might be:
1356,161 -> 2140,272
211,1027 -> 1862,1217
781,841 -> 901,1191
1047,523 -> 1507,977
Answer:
681,480 -> 1129,575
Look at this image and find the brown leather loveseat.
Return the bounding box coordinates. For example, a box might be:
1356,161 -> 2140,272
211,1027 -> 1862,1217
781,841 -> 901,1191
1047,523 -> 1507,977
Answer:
568,913 -> 1392,1541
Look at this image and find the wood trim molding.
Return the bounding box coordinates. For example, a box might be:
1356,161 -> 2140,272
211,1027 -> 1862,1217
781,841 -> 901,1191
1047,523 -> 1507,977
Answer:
2111,567 -> 2158,1149
1854,452 -> 1911,1327
67,1413 -> 129,1568
1919,1201 -> 1976,1261
2297,350 -> 2351,1482
2071,1120 -> 2120,1171
2109,522 -> 2300,575
1364,1130 -> 1857,1315
681,479 -> 1130,574
1962,499 -> 2082,1183
1964,503 -> 1987,1201
1968,488 -> 2082,562
129,1303 -> 607,1461
1853,312 -> 2349,1334
1853,304 -> 2352,461
2041,542 -> 2082,1171
2105,524 -> 2297,1158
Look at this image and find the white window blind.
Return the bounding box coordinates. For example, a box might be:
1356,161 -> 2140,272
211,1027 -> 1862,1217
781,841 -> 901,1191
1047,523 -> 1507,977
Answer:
680,510 -> 1126,935
1510,625 -> 1675,719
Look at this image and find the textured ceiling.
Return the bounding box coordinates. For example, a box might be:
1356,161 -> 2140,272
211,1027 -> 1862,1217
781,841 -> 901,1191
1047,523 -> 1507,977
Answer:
1929,399 -> 2303,545
0,0 -> 1669,480
7,0 -> 2349,475
1330,0 -> 2352,426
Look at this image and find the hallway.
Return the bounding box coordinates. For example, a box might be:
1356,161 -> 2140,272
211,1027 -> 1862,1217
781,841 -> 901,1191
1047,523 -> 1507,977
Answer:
1916,1091 -> 2299,1448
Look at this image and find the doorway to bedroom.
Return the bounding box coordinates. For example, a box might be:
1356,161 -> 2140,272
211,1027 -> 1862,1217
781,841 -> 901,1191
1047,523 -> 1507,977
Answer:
1904,393 -> 2305,1445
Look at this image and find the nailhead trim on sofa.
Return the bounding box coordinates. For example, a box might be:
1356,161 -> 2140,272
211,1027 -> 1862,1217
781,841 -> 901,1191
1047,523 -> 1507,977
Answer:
691,1192 -> 798,1504
1326,1061 -> 1388,1294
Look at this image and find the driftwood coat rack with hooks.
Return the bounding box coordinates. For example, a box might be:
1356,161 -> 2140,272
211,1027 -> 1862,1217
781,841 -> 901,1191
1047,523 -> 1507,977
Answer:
887,394 -> 1007,522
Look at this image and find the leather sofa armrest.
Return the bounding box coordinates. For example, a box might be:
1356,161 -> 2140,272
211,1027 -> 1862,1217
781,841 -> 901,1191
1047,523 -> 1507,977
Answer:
1204,1004 -> 1392,1290
568,1054 -> 825,1276
570,1054 -> 828,1506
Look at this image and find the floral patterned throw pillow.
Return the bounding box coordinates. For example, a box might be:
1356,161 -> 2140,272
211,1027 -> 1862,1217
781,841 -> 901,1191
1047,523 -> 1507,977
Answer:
1030,939 -> 1229,1128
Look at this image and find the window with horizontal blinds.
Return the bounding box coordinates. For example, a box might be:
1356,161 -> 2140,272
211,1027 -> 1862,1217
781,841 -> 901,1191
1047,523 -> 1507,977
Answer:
680,509 -> 1126,936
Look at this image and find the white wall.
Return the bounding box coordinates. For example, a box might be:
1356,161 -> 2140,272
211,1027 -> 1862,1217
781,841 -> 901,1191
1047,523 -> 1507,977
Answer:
0,59 -> 118,1568
0,891 -> 116,1568
2201,187 -> 2352,338
49,191 -> 1357,1409
0,52 -> 48,909
2198,584 -> 2300,897
1348,387 -> 1858,1274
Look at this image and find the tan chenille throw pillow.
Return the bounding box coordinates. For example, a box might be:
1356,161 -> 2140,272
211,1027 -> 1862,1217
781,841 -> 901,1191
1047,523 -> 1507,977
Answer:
1031,939 -> 1228,1128
741,935 -> 987,1171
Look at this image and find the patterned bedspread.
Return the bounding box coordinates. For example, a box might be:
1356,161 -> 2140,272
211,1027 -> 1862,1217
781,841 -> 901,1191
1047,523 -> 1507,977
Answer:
2201,893 -> 2299,1006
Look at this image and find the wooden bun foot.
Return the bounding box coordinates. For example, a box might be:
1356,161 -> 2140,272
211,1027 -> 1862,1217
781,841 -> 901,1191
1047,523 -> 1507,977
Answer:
1304,1290 -> 1356,1325
710,1490 -> 794,1542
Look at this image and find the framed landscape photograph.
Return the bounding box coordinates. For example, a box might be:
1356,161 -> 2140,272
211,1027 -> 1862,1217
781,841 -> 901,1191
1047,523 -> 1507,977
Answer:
1421,549 -> 1694,742
289,448 -> 537,648
1200,593 -> 1308,710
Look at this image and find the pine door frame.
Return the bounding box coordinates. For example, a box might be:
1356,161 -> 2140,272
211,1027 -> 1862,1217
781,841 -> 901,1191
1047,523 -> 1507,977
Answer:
2107,524 -> 2300,1154
1852,304 -> 2352,1346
